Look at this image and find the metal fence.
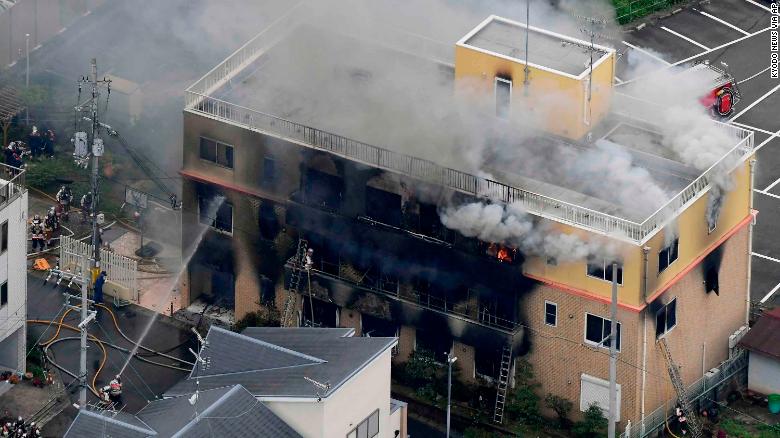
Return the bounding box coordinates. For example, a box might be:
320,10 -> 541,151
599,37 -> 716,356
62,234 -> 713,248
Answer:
0,163 -> 25,210
59,235 -> 139,302
614,0 -> 687,24
619,349 -> 748,438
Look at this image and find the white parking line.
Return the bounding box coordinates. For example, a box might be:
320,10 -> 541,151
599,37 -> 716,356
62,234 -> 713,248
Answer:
753,252 -> 780,264
730,82 -> 780,122
672,27 -> 770,66
754,128 -> 780,152
760,282 -> 780,304
661,26 -> 711,50
745,0 -> 772,12
695,10 -> 751,36
765,178 -> 780,192
621,41 -> 671,65
738,66 -> 772,84
755,189 -> 780,200
615,76 -> 624,84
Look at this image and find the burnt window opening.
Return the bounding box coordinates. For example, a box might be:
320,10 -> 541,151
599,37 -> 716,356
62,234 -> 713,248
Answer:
258,202 -> 279,240
545,301 -> 557,327
705,265 -> 719,295
585,313 -> 621,351
587,259 -> 623,285
361,313 -> 399,338
475,345 -> 503,379
262,157 -> 276,186
0,282 -> 7,307
199,137 -> 233,169
260,276 -> 275,305
302,298 -> 339,328
546,256 -> 558,266
495,77 -> 512,119
658,239 -> 679,273
303,168 -> 343,211
415,328 -> 452,364
198,195 -> 233,234
655,298 -> 677,338
365,186 -> 402,228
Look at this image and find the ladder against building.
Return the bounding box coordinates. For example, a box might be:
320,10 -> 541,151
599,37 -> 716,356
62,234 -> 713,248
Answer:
658,337 -> 703,438
493,343 -> 513,424
281,239 -> 309,327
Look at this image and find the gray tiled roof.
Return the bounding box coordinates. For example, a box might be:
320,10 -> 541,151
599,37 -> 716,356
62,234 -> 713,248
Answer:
64,409 -> 157,438
65,385 -> 301,438
164,327 -> 396,399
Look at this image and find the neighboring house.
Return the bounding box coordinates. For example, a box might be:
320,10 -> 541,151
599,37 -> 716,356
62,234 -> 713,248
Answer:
180,5 -> 755,432
164,327 -> 406,438
0,164 -> 27,373
64,384 -> 302,438
739,308 -> 780,395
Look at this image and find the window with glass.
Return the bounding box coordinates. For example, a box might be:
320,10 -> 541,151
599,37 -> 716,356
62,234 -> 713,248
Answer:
585,313 -> 621,350
199,137 -> 234,168
346,409 -> 379,438
544,301 -> 557,327
586,259 -> 623,284
658,239 -> 679,273
655,298 -> 677,338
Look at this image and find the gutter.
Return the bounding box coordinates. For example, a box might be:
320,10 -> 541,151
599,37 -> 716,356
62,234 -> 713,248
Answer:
747,159 -> 756,325
640,245 -> 650,435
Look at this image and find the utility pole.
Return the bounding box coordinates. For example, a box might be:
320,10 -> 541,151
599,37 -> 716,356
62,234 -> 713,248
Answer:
446,352 -> 457,438
25,33 -> 29,126
578,16 -> 607,126
522,0 -> 530,92
608,262 -> 619,438
79,255 -> 88,408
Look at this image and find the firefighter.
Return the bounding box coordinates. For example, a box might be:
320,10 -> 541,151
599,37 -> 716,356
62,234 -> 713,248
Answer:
30,220 -> 45,252
44,209 -> 57,246
109,375 -> 123,406
80,191 -> 93,223
56,185 -> 72,220
99,385 -> 112,406
304,248 -> 314,271
93,271 -> 106,305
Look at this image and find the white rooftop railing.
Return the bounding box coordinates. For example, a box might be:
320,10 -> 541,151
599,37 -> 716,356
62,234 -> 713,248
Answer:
184,17 -> 755,244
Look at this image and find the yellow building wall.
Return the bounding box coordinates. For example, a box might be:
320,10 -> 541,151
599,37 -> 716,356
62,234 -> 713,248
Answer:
522,158 -> 753,309
453,45 -> 615,140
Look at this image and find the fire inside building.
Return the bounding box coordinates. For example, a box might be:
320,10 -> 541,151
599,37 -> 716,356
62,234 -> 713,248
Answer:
179,11 -> 755,432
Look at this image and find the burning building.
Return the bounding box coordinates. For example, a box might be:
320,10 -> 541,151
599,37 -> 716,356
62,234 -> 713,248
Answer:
179,7 -> 754,432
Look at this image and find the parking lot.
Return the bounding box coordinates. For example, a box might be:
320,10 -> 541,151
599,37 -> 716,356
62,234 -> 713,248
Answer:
616,0 -> 780,310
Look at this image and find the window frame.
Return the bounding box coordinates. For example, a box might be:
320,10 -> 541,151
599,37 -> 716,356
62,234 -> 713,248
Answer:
658,238 -> 679,274
0,281 -> 7,307
346,409 -> 380,438
495,77 -> 512,119
198,136 -> 234,169
544,301 -> 557,327
0,220 -> 7,253
586,259 -> 623,285
197,195 -> 234,235
708,219 -> 717,234
262,156 -> 276,186
584,312 -> 621,351
655,298 -> 677,338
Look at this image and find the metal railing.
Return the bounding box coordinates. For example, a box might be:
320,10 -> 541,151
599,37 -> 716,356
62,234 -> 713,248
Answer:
615,0 -> 687,24
620,349 -> 748,438
0,163 -> 25,210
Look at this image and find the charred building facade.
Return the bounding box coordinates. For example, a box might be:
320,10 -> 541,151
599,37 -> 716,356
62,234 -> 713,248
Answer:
180,11 -> 755,431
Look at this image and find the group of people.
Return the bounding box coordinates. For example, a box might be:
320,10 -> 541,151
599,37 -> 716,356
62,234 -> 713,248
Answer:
1,417 -> 41,437
4,141 -> 29,169
56,185 -> 94,224
98,375 -> 123,407
29,212 -> 58,252
27,126 -> 56,158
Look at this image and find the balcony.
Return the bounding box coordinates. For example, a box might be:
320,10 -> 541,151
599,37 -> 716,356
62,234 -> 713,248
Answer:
0,163 -> 25,210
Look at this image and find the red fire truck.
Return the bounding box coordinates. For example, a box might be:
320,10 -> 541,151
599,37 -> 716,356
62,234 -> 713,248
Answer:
689,61 -> 741,118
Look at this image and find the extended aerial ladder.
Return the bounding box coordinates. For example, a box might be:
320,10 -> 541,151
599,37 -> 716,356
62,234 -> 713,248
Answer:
281,239 -> 309,327
658,337 -> 703,438
493,343 -> 513,424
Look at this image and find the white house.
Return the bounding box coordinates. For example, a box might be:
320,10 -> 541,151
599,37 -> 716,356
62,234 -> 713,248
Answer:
739,307 -> 780,395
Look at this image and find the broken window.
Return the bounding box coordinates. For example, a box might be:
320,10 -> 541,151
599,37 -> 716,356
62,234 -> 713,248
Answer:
495,77 -> 512,119
365,186 -> 402,227
655,298 -> 677,338
302,298 -> 338,328
258,202 -> 279,240
199,137 -> 233,168
475,345 -> 503,379
585,313 -> 621,351
705,265 -> 719,295
198,195 -> 233,234
545,301 -> 557,327
262,157 -> 275,186
587,259 -> 623,285
658,239 -> 679,273
361,313 -> 399,338
415,328 -> 452,363
304,168 -> 343,211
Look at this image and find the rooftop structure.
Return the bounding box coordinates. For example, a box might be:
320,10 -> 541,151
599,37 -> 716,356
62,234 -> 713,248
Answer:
184,14 -> 753,244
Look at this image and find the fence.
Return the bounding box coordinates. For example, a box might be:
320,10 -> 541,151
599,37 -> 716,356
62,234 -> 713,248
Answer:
0,162 -> 25,210
59,235 -> 139,302
614,0 -> 688,24
619,349 -> 748,437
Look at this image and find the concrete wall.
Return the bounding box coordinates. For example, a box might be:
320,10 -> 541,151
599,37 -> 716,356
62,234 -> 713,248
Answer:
0,191 -> 27,372
264,400 -> 325,438
747,353 -> 780,395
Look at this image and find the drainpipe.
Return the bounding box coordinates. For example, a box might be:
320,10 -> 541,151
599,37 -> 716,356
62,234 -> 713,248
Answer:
746,159 -> 756,325
640,246 -> 650,435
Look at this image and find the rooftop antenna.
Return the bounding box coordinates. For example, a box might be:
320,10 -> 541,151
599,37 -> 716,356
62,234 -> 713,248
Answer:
577,15 -> 608,127
304,376 -> 331,402
188,330 -> 210,416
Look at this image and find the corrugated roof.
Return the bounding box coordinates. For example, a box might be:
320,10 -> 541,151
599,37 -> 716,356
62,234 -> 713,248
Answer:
739,308 -> 780,360
164,327 -> 396,399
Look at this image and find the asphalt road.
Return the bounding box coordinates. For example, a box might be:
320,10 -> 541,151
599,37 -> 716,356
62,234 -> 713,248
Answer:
616,0 -> 780,310
26,272 -> 195,413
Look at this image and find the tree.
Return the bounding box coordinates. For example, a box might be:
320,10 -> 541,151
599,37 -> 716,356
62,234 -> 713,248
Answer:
572,403 -> 608,438
545,393 -> 574,429
504,359 -> 541,425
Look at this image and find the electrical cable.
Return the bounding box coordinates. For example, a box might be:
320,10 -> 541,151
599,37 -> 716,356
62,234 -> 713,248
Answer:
94,320 -> 155,403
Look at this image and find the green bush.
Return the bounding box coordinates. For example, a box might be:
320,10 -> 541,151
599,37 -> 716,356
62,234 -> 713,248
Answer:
545,393 -> 574,429
25,157 -> 81,191
402,349 -> 437,386
504,359 -> 541,426
572,403 -> 608,438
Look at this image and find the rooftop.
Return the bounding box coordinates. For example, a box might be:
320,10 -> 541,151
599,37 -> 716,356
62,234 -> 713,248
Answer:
738,308 -> 780,361
458,15 -> 611,77
164,326 -> 397,398
185,14 -> 754,243
64,385 -> 302,438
